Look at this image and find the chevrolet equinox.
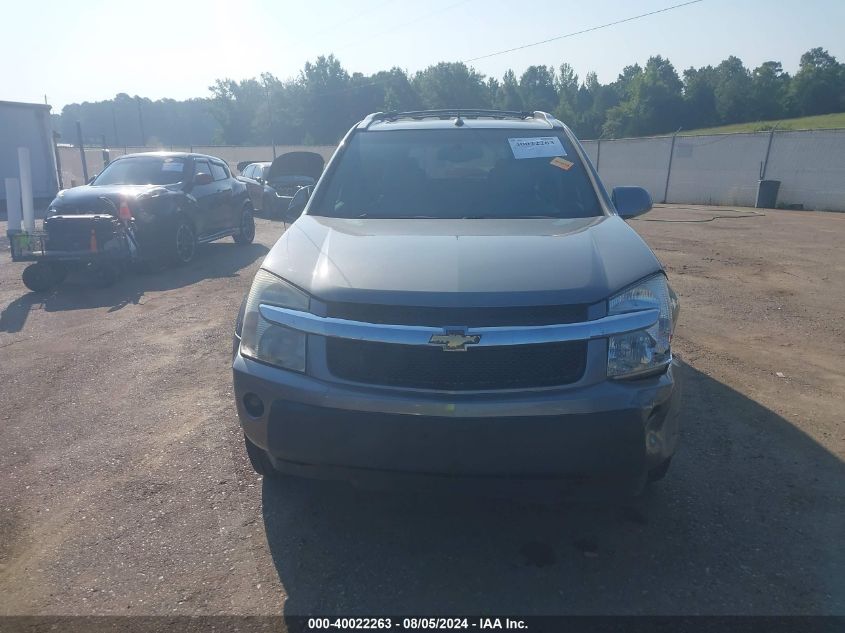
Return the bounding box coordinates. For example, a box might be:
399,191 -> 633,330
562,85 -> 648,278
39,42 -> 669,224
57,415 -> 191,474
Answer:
232,110 -> 681,495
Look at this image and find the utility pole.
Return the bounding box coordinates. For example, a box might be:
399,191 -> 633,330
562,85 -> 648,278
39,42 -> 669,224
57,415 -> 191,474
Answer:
266,84 -> 276,159
75,121 -> 89,183
136,97 -> 146,146
760,122 -> 780,180
53,131 -> 64,190
663,127 -> 682,204
111,102 -> 120,147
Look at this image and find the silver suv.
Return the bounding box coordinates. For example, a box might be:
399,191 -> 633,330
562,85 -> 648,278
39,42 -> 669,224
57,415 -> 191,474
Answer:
232,110 -> 680,494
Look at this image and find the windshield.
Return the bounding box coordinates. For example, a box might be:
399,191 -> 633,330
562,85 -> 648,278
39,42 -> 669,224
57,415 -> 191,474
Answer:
93,156 -> 186,186
309,129 -> 602,219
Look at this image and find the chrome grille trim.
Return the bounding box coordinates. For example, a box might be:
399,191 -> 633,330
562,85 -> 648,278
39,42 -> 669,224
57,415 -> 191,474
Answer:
258,304 -> 658,347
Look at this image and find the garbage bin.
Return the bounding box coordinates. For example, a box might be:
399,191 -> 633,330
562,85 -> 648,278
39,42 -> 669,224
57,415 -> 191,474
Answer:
756,179 -> 781,209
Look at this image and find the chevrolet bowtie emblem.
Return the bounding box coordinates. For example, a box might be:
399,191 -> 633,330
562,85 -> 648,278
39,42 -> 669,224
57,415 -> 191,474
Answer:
428,330 -> 481,352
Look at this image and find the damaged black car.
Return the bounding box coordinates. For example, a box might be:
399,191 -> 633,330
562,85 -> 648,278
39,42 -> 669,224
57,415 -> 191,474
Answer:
43,152 -> 255,271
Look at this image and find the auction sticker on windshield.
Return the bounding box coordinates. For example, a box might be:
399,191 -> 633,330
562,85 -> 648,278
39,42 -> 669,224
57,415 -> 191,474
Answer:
162,161 -> 184,172
509,136 -> 566,159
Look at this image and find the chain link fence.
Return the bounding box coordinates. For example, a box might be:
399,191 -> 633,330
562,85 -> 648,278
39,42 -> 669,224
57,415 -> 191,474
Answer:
582,128 -> 845,211
56,145 -> 337,189
57,129 -> 845,211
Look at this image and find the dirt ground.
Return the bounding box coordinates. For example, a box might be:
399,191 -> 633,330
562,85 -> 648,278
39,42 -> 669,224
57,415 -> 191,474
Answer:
0,205 -> 842,617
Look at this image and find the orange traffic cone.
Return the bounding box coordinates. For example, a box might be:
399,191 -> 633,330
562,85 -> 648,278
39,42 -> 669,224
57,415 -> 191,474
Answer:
119,200 -> 132,223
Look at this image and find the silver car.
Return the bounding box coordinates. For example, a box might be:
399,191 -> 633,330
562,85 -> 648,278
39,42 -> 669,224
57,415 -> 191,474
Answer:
232,110 -> 680,495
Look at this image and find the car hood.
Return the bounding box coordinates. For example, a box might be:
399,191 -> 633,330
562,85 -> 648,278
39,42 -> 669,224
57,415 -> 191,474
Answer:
51,183 -> 176,213
262,215 -> 663,306
267,151 -> 324,181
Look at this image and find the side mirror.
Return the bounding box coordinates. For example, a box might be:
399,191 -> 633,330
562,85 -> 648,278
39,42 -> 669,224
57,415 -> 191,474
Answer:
612,186 -> 652,219
87,174 -> 98,185
284,186 -> 312,221
194,172 -> 214,186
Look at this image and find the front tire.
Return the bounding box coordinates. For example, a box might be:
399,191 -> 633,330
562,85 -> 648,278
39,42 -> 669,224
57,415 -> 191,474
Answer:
22,262 -> 57,292
233,206 -> 255,245
172,216 -> 196,265
50,262 -> 69,285
243,434 -> 278,478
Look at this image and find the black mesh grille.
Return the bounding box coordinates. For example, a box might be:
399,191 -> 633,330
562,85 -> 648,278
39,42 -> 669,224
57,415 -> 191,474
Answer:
325,302 -> 588,327
44,215 -> 121,252
326,338 -> 587,391
54,198 -> 118,214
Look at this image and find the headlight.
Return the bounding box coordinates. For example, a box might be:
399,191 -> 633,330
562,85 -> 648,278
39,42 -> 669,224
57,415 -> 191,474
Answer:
239,269 -> 309,372
607,274 -> 675,379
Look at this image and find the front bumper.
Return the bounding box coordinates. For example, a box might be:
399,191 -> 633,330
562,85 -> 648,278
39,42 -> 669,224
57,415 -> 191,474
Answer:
232,350 -> 681,484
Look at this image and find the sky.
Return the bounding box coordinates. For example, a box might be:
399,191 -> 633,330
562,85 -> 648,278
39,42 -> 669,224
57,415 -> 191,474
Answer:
2,0 -> 844,110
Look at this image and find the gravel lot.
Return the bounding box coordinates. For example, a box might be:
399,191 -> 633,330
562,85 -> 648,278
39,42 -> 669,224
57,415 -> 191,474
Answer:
0,205 -> 842,617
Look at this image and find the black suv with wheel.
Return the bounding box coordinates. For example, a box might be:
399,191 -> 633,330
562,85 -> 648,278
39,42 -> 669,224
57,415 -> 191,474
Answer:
45,152 -> 255,267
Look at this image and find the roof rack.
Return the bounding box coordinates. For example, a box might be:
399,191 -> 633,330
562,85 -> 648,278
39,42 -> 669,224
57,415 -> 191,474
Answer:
361,110 -> 562,129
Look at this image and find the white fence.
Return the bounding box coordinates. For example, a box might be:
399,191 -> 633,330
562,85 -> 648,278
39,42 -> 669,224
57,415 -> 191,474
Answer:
582,128 -> 845,211
56,144 -> 338,189
56,129 -> 845,211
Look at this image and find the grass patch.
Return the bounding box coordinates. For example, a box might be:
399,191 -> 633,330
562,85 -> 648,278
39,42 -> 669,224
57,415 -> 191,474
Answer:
681,112 -> 845,135
681,112 -> 845,136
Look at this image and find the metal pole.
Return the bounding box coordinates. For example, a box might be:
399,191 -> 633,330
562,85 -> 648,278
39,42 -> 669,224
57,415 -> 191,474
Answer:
76,121 -> 89,183
595,139 -> 601,171
663,128 -> 681,204
18,147 -> 35,233
53,132 -> 64,190
760,123 -> 780,181
136,97 -> 146,146
267,85 -> 276,159
112,103 -> 120,147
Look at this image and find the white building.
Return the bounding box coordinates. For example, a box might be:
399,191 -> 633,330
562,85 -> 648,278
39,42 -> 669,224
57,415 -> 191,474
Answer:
1,100 -> 59,212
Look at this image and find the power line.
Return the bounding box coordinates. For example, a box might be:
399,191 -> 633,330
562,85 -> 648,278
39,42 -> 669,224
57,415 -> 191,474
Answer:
304,0 -> 399,40
333,0 -> 474,53
302,0 -> 476,98
462,0 -> 706,63
277,0 -> 705,100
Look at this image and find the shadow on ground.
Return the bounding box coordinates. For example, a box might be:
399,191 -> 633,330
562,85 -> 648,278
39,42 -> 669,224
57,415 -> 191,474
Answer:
0,241 -> 268,333
260,362 -> 843,616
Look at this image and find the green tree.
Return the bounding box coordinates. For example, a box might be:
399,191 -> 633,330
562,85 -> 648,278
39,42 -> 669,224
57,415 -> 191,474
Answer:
789,47 -> 844,115
749,61 -> 790,120
518,65 -> 557,111
54,47 -> 845,147
682,65 -> 718,129
493,70 -> 524,111
373,67 -> 421,112
209,78 -> 265,144
613,64 -> 643,101
412,62 -> 491,109
714,56 -> 752,123
299,54 -> 356,143
603,56 -> 683,138
570,71 -> 618,138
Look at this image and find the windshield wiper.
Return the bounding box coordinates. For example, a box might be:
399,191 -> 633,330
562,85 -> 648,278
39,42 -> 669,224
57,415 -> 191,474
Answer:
355,213 -> 439,219
461,214 -> 562,219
